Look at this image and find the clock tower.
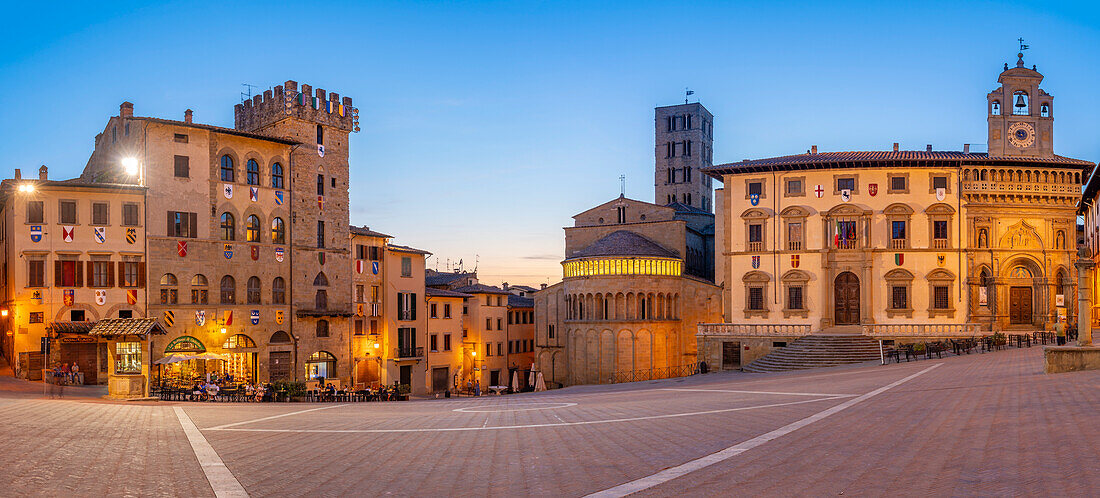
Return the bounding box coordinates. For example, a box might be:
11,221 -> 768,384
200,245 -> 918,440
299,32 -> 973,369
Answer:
987,52 -> 1053,158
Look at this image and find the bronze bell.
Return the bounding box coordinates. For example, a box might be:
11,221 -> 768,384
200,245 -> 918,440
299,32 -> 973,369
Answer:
1015,94 -> 1027,108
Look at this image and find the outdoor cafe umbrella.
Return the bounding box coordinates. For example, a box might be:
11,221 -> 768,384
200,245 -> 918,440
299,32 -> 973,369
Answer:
529,364 -> 536,387
511,370 -> 520,392
534,371 -> 546,392
153,355 -> 190,365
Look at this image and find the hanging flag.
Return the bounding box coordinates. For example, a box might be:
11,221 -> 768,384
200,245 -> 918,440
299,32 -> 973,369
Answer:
95,289 -> 107,306
895,253 -> 904,265
338,104 -> 345,117
868,183 -> 878,196
126,289 -> 137,305
30,225 -> 42,243
275,310 -> 284,324
297,93 -> 305,105
749,193 -> 760,206
936,187 -> 946,201
275,247 -> 285,262
791,255 -> 800,268
249,186 -> 258,202
163,310 -> 175,327
814,185 -> 824,198
94,226 -> 106,243
223,184 -> 234,199
327,100 -> 335,113
62,289 -> 75,306
312,96 -> 320,109
224,243 -> 233,259
125,227 -> 137,244
356,260 -> 364,274
372,261 -> 379,275
177,241 -> 188,257
62,226 -> 74,243
318,195 -> 324,210
196,310 -> 206,326
223,310 -> 233,326
751,255 -> 760,269
250,245 -> 259,261
250,310 -> 260,325
275,191 -> 284,205
834,222 -> 840,247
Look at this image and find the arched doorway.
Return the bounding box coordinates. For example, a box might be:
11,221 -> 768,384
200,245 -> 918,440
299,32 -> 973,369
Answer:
834,272 -> 860,325
222,334 -> 257,383
1007,265 -> 1035,325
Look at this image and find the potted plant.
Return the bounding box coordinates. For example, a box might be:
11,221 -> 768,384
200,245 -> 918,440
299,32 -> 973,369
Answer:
397,384 -> 411,401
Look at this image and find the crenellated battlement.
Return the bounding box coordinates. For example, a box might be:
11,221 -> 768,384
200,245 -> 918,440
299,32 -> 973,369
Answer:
234,80 -> 359,134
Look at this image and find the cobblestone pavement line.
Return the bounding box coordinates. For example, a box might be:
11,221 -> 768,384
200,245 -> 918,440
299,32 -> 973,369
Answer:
204,404 -> 349,430
174,407 -> 248,497
657,388 -> 859,397
203,395 -> 843,434
587,363 -> 943,497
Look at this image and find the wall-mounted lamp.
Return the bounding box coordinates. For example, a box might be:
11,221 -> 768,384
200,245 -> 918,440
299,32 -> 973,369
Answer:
1,308 -> 9,317
220,327 -> 227,334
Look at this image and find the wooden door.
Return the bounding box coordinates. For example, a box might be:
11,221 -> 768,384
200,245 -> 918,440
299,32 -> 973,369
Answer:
1010,287 -> 1033,324
432,367 -> 449,392
721,341 -> 741,369
60,343 -> 97,384
268,351 -> 291,381
834,272 -> 861,325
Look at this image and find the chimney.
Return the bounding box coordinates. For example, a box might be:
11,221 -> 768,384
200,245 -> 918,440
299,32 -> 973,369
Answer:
38,165 -> 47,180
14,169 -> 21,180
963,144 -> 970,154
926,144 -> 933,152
502,282 -> 509,290
810,145 -> 818,154
893,142 -> 899,152
540,283 -> 547,290
184,109 -> 193,123
120,102 -> 134,118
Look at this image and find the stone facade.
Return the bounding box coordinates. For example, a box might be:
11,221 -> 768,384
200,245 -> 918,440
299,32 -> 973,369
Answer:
655,103 -> 715,212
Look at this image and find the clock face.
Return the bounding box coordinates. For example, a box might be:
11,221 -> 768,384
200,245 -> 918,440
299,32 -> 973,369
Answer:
1007,122 -> 1036,148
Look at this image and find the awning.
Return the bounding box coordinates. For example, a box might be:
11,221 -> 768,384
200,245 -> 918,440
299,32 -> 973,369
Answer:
88,318 -> 168,338
153,352 -> 228,364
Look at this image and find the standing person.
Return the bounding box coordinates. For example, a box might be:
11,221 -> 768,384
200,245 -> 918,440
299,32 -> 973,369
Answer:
1055,318 -> 1066,346
474,379 -> 481,397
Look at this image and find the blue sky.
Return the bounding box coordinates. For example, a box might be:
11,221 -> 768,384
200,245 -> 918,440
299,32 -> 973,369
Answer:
2,1 -> 1098,286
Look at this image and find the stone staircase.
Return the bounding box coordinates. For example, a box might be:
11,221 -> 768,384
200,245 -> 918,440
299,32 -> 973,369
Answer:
743,334 -> 882,373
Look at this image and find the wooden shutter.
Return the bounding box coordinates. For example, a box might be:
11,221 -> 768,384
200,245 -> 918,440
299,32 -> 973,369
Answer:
54,261 -> 62,286
117,262 -> 125,286
137,262 -> 146,288
411,293 -> 417,321
75,261 -> 84,287
167,211 -> 174,236
189,212 -> 198,238
107,262 -> 116,287
86,261 -> 94,287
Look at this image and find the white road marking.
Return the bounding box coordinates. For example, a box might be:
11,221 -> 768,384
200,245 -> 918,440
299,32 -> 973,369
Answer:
204,396 -> 842,434
586,363 -> 943,498
174,407 -> 249,498
454,402 -> 577,413
658,388 -> 858,397
203,404 -> 349,430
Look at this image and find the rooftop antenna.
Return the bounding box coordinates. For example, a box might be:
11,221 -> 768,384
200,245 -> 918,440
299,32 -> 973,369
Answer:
619,174 -> 626,197
474,255 -> 479,273
684,88 -> 694,104
241,83 -> 260,103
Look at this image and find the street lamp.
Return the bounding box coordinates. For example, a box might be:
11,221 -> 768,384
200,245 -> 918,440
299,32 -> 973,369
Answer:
17,184 -> 34,193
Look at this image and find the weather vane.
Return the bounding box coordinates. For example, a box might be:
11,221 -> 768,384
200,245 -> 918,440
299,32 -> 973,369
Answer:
1018,38 -> 1029,52
684,88 -> 694,104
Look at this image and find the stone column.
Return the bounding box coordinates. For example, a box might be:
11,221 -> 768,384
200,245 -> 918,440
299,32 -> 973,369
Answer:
1075,257 -> 1095,347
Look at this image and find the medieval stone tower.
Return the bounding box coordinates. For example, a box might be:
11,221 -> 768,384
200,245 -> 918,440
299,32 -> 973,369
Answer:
234,81 -> 358,341
987,53 -> 1054,158
654,102 -> 714,212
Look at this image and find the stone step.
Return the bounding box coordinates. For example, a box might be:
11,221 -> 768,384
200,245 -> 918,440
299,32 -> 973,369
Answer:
743,334 -> 883,373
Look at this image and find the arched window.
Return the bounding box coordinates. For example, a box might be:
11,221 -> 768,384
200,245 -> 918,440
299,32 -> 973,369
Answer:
316,320 -> 329,338
271,162 -> 284,189
245,214 -> 260,242
220,155 -> 234,182
1012,91 -> 1029,115
315,290 -> 328,310
305,350 -> 335,378
316,124 -> 324,145
160,273 -> 178,304
191,274 -> 208,304
1040,103 -> 1050,118
991,101 -> 1001,116
270,330 -> 291,344
313,272 -> 328,286
247,276 -> 261,304
246,159 -> 260,185
272,277 -> 286,304
223,334 -> 256,349
220,275 -> 236,304
271,217 -> 285,244
220,213 -> 235,241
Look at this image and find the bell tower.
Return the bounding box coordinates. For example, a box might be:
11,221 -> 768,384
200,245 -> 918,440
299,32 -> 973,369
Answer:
987,49 -> 1053,158
655,101 -> 714,212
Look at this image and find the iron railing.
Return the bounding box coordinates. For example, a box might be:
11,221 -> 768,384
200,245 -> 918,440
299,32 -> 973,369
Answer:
607,364 -> 699,384
394,347 -> 424,359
